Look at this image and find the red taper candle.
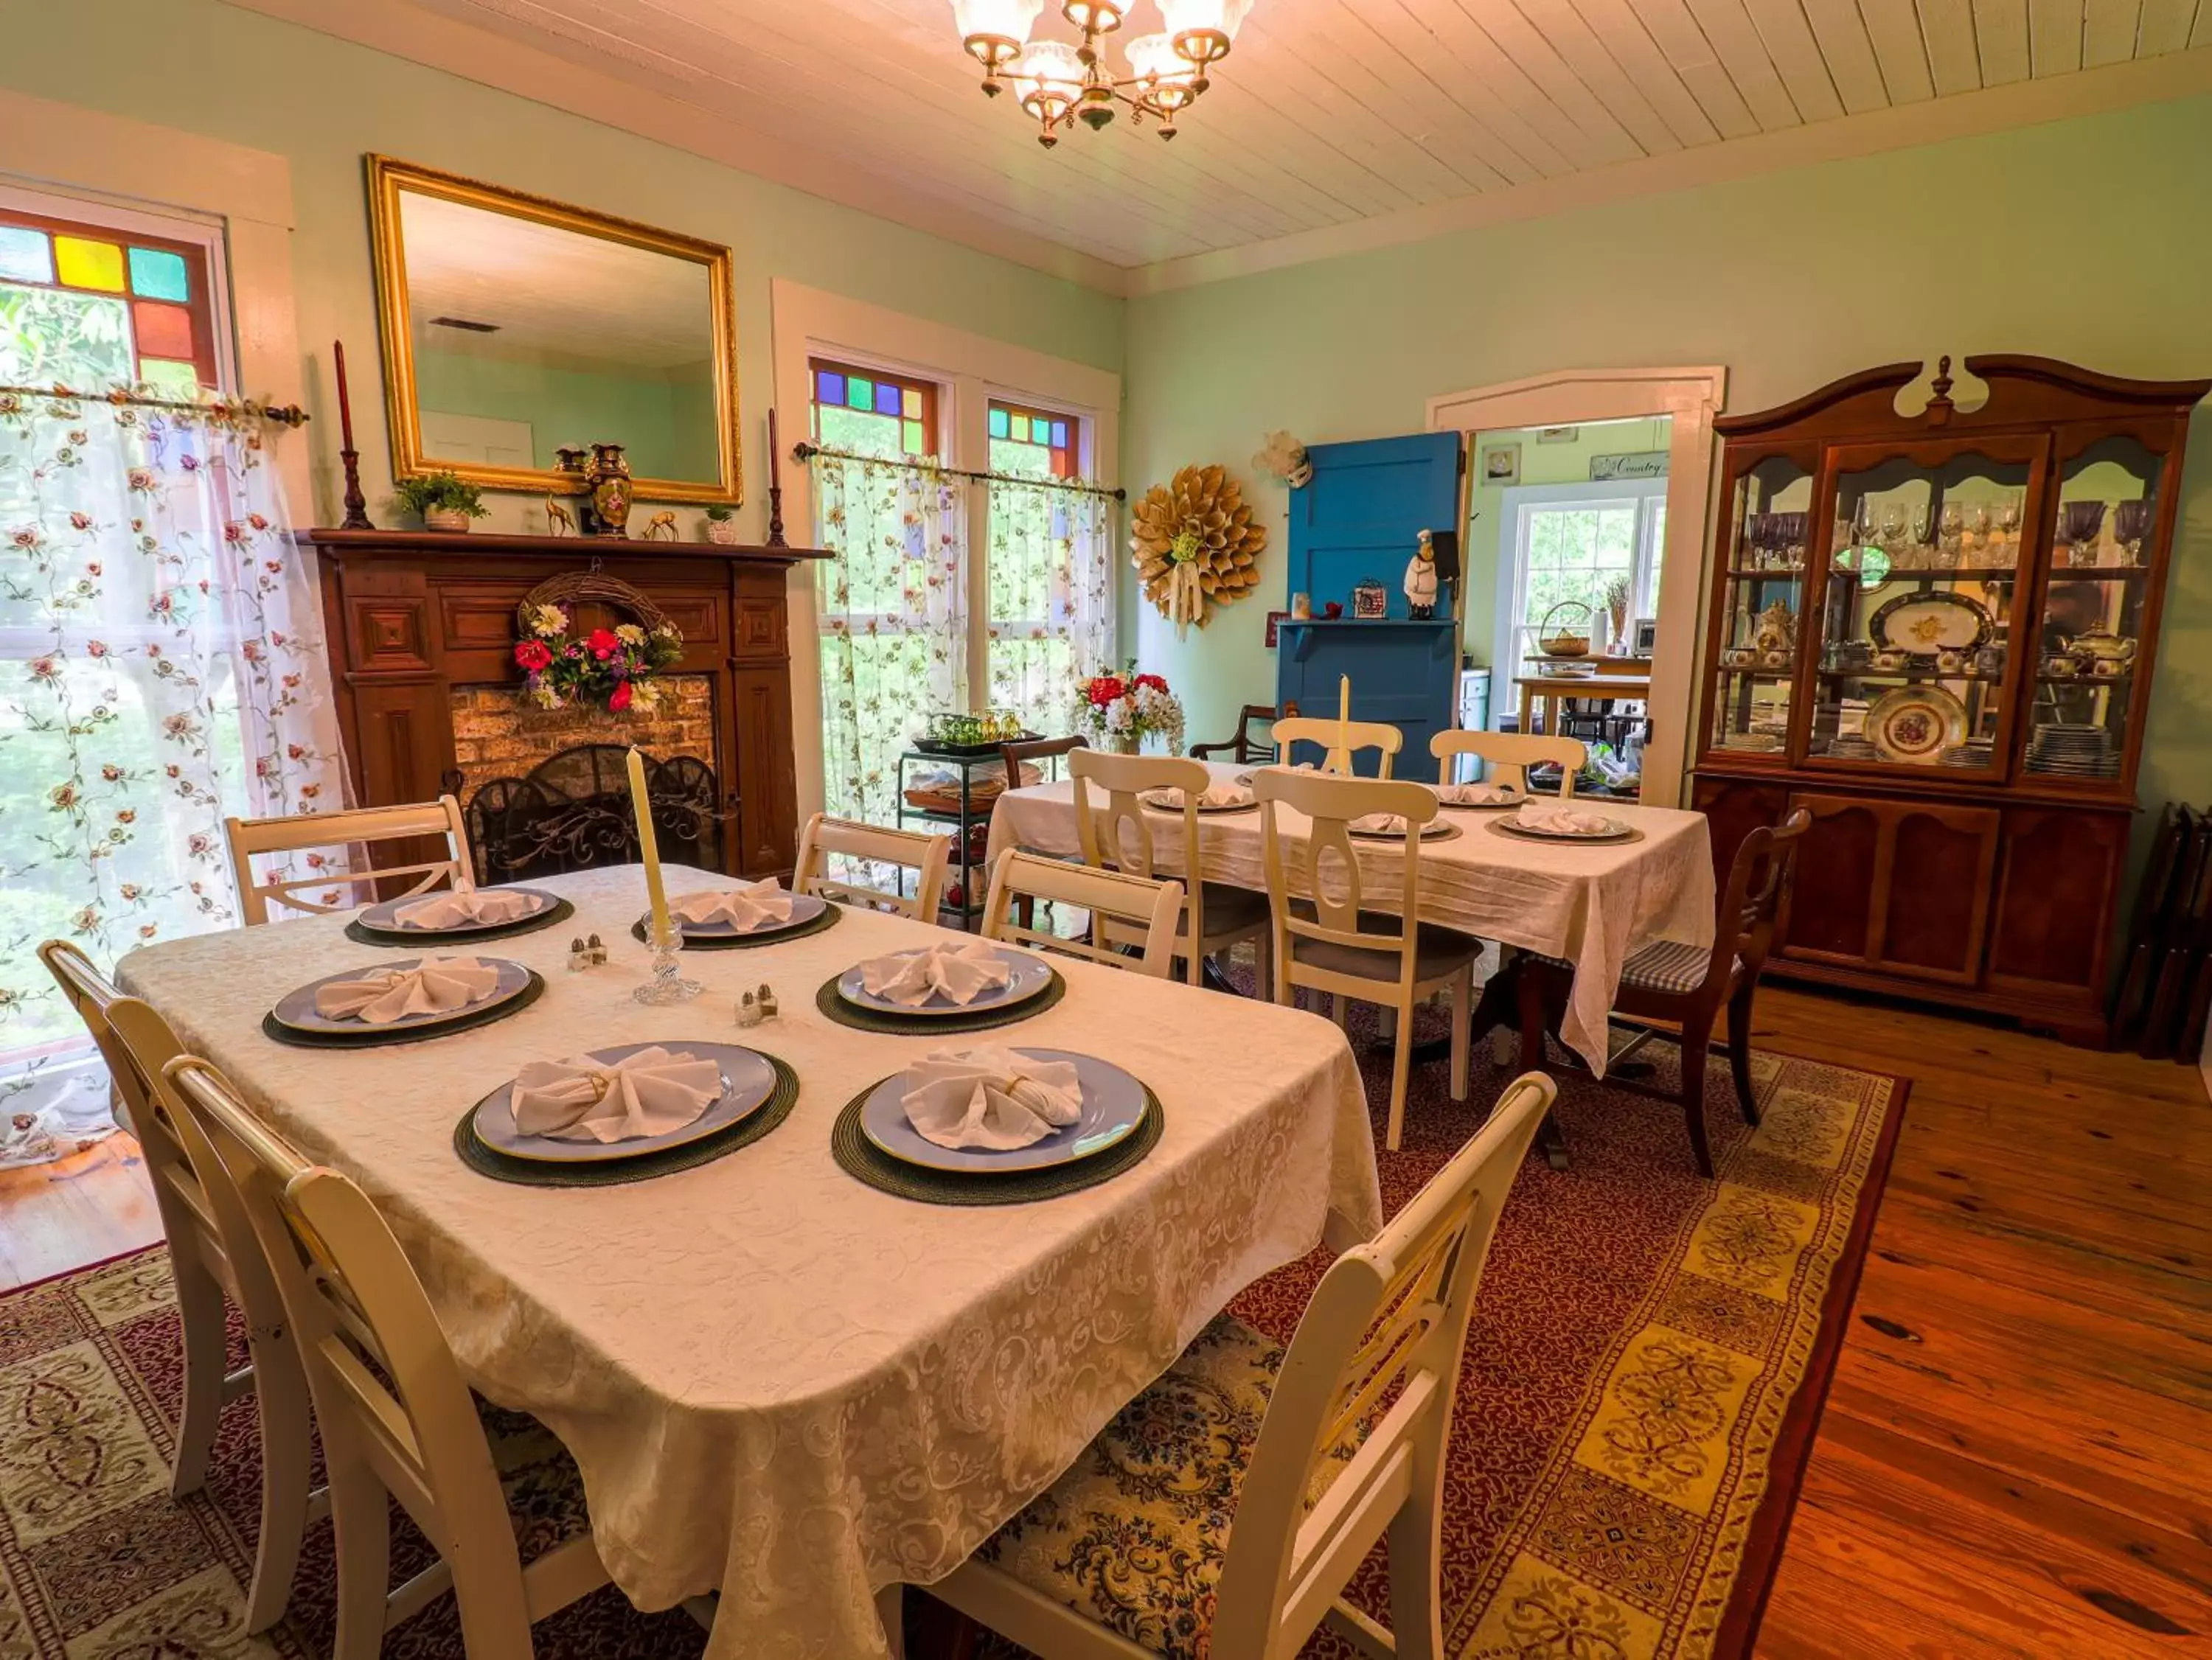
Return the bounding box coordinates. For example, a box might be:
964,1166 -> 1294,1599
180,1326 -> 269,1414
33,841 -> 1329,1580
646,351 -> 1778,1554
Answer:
333,338 -> 356,453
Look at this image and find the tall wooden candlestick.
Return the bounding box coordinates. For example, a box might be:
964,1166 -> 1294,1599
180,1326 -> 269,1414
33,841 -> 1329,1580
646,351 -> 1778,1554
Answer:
333,339 -> 373,531
764,406 -> 788,547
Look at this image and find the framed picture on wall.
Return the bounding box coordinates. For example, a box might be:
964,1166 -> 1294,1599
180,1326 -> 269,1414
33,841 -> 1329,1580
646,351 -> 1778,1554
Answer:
1479,442 -> 1522,486
1265,608 -> 1290,647
1632,616 -> 1658,656
1535,426 -> 1579,444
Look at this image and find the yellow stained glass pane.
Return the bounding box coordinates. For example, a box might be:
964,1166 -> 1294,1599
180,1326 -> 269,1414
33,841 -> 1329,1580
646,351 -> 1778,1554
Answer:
54,236 -> 126,293
139,358 -> 202,398
901,388 -> 922,419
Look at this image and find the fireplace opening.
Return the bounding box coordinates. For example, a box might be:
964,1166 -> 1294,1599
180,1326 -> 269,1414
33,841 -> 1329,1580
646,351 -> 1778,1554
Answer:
448,744 -> 726,884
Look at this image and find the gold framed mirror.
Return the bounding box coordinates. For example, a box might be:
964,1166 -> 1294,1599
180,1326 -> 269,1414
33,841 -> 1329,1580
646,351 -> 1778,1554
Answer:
366,155 -> 740,506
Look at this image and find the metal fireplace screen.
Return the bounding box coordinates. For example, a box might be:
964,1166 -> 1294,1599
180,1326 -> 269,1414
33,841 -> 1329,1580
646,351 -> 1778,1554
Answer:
456,744 -> 723,884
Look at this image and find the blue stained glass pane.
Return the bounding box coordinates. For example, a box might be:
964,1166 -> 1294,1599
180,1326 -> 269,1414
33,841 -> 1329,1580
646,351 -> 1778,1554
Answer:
987,408 -> 1009,439
1051,421 -> 1068,449
873,381 -> 900,416
847,376 -> 873,411
0,226 -> 52,284
816,370 -> 844,407
128,246 -> 189,301
1030,416 -> 1051,444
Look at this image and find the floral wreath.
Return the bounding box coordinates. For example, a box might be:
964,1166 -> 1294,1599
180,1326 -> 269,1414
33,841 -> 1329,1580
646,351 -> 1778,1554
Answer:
512,600 -> 683,713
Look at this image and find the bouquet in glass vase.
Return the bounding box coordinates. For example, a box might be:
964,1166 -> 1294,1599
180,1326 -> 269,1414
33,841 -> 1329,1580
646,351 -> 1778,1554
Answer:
1074,663 -> 1186,755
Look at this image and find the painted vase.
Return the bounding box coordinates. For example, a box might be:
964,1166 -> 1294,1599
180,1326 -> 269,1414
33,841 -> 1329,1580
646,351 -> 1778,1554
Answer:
585,442 -> 633,538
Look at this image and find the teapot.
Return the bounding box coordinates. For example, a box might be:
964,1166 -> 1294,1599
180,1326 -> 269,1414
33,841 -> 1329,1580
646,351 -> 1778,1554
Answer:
2065,628 -> 2137,674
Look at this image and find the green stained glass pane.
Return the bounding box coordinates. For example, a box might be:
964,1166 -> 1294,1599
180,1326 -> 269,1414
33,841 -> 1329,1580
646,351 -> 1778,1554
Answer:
0,227 -> 52,285
846,375 -> 873,411
902,388 -> 922,419
987,407 -> 1009,439
901,419 -> 925,455
139,357 -> 201,398
1029,416 -> 1051,444
128,247 -> 189,301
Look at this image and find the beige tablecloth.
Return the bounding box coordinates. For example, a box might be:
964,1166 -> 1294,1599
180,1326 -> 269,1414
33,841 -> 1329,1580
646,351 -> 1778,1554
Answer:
987,761 -> 1717,1074
117,864 -> 1382,1659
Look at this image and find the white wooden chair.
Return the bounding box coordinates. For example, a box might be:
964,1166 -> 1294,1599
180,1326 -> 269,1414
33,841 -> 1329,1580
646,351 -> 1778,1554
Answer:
932,1070 -> 1557,1660
37,942 -> 316,1633
1270,716 -> 1404,778
793,812 -> 951,921
983,850 -> 1185,978
226,796 -> 475,925
1430,730 -> 1587,799
1253,769 -> 1481,1151
1069,749 -> 1271,988
162,1055 -> 613,1660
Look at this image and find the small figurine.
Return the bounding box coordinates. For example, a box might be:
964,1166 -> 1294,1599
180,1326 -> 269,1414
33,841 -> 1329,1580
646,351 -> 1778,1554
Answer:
1404,529 -> 1439,620
755,982 -> 779,1020
586,932 -> 608,967
734,990 -> 762,1028
642,510 -> 678,542
566,935 -> 592,972
546,495 -> 577,537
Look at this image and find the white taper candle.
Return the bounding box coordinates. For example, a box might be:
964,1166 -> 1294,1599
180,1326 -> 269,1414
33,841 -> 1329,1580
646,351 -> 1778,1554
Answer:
626,745 -> 673,947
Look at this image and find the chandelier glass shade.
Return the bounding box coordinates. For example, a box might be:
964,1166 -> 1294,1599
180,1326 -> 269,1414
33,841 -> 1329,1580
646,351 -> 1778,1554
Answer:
950,0 -> 1253,145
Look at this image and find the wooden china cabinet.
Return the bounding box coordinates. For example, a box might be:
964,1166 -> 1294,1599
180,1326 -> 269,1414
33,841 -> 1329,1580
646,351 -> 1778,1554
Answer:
1691,355 -> 2208,1044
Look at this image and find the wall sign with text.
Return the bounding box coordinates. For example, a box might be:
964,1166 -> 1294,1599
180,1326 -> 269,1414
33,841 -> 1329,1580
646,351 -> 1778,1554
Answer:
1589,450 -> 1669,481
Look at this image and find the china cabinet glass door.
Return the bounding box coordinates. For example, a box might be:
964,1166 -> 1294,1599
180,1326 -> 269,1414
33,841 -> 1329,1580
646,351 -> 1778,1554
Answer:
1801,439 -> 2045,778
1706,450 -> 1814,760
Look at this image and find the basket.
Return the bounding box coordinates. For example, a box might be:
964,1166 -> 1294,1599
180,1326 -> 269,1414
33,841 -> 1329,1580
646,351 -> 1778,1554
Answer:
1537,599 -> 1594,658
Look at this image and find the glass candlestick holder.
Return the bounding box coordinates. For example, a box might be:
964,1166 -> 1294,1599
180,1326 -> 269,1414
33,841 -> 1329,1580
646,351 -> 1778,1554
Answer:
632,923 -> 702,1005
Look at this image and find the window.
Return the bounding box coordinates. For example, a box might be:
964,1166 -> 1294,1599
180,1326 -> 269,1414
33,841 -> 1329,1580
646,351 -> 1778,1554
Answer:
1495,478 -> 1667,678
810,358 -> 938,460
988,398 -> 1075,479
0,198 -> 221,396
984,400 -> 1104,736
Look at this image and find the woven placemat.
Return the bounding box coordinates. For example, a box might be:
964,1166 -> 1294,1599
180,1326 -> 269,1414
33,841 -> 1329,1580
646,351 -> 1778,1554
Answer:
830,1081 -> 1161,1205
1486,819 -> 1644,847
629,904 -> 843,951
453,1050 -> 800,1187
345,896 -> 575,949
813,966 -> 1066,1036
261,971 -> 547,1050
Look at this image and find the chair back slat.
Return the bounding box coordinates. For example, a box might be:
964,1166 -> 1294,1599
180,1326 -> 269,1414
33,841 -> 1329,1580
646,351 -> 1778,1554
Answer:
792,812 -> 950,921
1270,716 -> 1403,778
981,850 -> 1183,977
1207,1073 -> 1557,1658
1722,806 -> 1812,983
1068,750 -> 1207,885
226,796 -> 474,925
1429,730 -> 1587,798
1252,770 -> 1436,965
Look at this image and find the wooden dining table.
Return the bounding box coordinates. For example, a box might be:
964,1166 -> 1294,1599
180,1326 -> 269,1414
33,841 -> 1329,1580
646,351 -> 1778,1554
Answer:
116,862 -> 1383,1659
1514,670 -> 1652,742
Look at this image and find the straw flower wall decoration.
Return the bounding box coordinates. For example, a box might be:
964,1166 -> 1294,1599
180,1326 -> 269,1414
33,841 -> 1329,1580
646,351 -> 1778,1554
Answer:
1131,463 -> 1267,639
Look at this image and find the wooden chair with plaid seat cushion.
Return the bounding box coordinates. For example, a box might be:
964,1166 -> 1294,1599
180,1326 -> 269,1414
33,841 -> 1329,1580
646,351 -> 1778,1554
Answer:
931,1072 -> 1554,1660
1516,808 -> 1812,1176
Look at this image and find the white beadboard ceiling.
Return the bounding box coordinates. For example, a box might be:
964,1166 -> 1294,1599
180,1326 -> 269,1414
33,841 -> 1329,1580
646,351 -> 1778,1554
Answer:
260,0 -> 2212,285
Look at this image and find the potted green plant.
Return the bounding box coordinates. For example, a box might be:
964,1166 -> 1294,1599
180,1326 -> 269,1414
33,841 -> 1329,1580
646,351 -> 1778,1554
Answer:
394,470 -> 487,533
701,503 -> 740,546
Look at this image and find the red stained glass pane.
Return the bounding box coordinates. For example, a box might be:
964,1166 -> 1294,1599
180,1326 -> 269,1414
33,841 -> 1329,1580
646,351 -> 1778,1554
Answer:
133,301 -> 193,359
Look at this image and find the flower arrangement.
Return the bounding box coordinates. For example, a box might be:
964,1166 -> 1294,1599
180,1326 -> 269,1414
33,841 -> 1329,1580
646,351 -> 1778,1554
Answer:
1074,663 -> 1184,753
512,601 -> 683,713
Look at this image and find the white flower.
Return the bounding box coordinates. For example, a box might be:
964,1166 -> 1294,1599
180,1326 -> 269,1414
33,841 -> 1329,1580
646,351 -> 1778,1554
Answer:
529,603 -> 567,638
615,623 -> 645,646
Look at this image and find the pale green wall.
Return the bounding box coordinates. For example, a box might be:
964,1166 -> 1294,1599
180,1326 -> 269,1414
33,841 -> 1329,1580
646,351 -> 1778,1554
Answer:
1,0 -> 1123,537
413,346 -> 720,480
1126,94 -> 2212,829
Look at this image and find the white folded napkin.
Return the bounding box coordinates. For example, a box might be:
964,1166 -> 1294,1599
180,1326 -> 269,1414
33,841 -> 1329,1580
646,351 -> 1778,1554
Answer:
1144,783 -> 1253,809
1439,781 -> 1517,807
672,879 -> 795,931
509,1045 -> 725,1143
1349,812 -> 1415,834
900,1045 -> 1082,1151
858,941 -> 1015,1007
1515,800 -> 1616,837
391,885 -> 540,930
313,956 -> 501,1025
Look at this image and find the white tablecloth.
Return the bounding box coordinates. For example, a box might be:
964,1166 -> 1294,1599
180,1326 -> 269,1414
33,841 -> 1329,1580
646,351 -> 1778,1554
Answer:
987,761 -> 1717,1073
116,864 -> 1382,1659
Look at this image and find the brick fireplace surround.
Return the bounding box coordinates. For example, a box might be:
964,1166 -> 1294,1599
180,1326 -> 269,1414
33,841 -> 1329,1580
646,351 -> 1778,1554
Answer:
304,529 -> 827,879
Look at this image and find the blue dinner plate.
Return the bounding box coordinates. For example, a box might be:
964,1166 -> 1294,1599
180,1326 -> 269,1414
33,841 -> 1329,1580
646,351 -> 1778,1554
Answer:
470,1041 -> 777,1164
835,946 -> 1053,1016
357,886 -> 557,934
860,1048 -> 1147,1173
271,957 -> 533,1035
668,891 -> 827,940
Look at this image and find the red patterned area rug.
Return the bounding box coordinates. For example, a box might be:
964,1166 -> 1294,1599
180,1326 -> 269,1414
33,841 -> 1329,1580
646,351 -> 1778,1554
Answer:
0,1021 -> 1900,1660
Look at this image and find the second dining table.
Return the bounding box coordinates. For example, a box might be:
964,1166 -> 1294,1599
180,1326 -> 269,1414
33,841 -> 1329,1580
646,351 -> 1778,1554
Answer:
987,758 -> 1717,1075
116,862 -> 1383,1659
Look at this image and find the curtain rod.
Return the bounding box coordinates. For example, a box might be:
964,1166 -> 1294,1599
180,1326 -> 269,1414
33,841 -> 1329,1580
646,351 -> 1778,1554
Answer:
0,383 -> 310,427
792,441 -> 1125,501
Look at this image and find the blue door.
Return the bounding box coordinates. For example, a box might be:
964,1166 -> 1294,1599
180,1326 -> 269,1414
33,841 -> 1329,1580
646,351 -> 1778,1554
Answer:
1277,433 -> 1464,775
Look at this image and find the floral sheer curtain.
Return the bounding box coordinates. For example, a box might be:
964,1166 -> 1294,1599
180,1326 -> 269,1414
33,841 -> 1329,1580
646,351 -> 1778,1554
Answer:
811,450 -> 967,828
984,479 -> 1115,737
0,389 -> 347,1164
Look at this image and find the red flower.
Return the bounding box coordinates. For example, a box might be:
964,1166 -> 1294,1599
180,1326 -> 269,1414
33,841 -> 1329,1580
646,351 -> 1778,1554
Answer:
1085,675 -> 1126,708
586,627 -> 620,660
1133,672 -> 1169,694
608,680 -> 634,712
514,639 -> 553,672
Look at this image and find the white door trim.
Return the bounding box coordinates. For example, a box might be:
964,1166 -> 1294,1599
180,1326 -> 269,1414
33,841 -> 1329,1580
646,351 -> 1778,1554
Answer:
1427,366 -> 1726,809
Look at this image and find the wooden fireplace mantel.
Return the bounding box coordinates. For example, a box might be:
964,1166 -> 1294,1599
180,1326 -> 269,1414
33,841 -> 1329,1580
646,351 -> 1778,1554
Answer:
303,526 -> 830,879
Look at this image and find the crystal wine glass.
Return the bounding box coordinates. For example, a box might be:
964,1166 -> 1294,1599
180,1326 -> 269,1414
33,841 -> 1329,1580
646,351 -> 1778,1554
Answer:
1995,498 -> 2023,562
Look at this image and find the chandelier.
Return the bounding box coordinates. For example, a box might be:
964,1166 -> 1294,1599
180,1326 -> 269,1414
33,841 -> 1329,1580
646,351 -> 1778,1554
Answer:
951,0 -> 1255,147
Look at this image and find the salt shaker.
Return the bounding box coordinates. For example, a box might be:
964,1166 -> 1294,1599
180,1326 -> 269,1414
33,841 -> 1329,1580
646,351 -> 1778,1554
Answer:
566,936 -> 591,973
734,990 -> 762,1028
586,932 -> 608,967
755,982 -> 778,1021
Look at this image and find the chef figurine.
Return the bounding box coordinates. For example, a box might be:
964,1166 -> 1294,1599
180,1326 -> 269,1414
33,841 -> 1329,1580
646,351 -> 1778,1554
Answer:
1404,529 -> 1440,619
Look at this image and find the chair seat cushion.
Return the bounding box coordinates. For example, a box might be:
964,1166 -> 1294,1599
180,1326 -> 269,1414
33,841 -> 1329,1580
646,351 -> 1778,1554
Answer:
978,1314 -> 1362,1659
479,1400 -> 593,1563
1288,902 -> 1484,982
1529,938 -> 1728,996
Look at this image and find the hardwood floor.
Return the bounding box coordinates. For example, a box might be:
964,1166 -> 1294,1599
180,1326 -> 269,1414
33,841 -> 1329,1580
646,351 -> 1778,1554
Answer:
1,986 -> 2205,1656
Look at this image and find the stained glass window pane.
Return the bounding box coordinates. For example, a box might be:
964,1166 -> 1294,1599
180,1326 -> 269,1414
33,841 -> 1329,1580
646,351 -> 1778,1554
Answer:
1029,416 -> 1051,444
54,236 -> 125,293
902,388 -> 922,420
139,357 -> 201,398
133,301 -> 193,360
872,381 -> 899,416
817,369 -> 845,407
128,246 -> 189,302
0,227 -> 52,285
988,407 -> 1009,439
846,376 -> 873,411
1051,421 -> 1068,449
901,419 -> 925,456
